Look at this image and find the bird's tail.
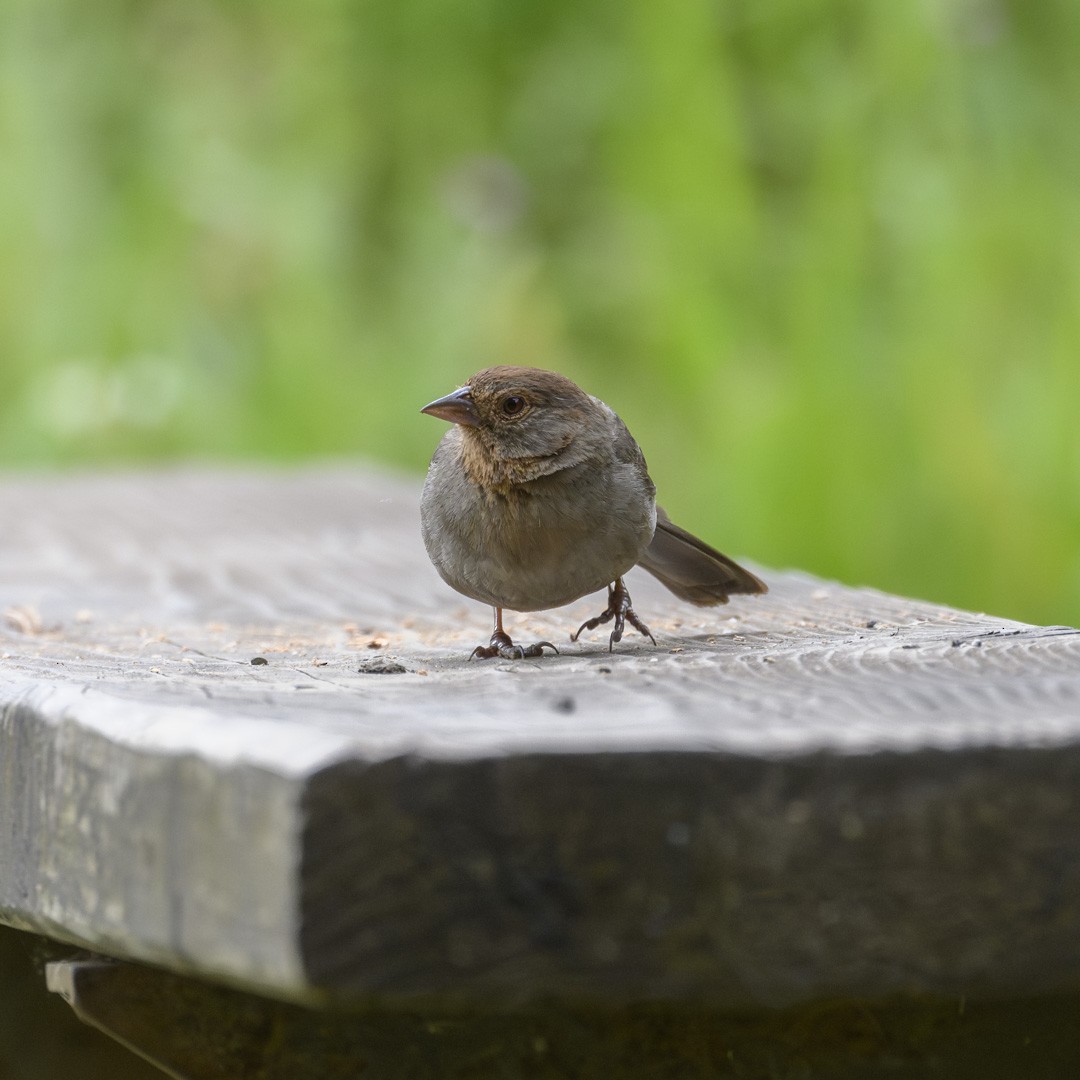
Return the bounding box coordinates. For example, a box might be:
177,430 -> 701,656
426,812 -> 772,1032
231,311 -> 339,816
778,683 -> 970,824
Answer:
637,507 -> 767,606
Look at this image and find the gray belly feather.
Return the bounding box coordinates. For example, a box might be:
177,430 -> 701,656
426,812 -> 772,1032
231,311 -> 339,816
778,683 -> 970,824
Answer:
421,450 -> 655,612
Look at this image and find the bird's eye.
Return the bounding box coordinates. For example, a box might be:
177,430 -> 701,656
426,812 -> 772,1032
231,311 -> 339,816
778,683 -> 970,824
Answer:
501,395 -> 526,416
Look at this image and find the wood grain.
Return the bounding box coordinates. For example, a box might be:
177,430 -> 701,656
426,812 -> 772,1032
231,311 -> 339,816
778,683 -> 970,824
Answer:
2,465 -> 1080,1006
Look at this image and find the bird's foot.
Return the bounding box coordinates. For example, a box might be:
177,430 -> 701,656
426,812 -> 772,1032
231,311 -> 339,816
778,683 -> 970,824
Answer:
571,578 -> 657,652
469,629 -> 559,661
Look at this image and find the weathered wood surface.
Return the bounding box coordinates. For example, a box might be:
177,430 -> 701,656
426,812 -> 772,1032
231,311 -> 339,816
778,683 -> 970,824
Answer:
2,466 -> 1080,1009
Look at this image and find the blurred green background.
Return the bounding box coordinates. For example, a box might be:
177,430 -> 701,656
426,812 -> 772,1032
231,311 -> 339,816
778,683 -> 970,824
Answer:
1,0 -> 1078,626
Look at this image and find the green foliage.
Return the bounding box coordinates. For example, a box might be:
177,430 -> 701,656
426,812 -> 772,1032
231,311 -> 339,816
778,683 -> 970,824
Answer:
2,0 -> 1078,625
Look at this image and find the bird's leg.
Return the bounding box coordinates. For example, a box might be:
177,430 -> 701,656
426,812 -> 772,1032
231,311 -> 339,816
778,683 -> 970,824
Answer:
571,577 -> 657,652
469,607 -> 559,660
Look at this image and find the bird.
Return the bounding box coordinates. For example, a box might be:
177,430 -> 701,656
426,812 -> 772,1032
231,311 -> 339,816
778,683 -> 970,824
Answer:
419,366 -> 766,659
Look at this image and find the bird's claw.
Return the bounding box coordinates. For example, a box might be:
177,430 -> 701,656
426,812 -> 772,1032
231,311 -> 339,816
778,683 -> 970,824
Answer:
571,579 -> 656,652
469,630 -> 559,661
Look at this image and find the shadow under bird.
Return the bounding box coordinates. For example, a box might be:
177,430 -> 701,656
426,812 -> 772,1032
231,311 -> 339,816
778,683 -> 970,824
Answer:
420,366 -> 766,659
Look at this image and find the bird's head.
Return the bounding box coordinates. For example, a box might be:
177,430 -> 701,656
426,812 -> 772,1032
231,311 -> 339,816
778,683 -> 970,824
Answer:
421,366 -> 597,463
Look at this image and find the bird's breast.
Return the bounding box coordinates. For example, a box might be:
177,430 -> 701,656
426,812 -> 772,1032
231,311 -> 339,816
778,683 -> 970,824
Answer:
421,454 -> 655,612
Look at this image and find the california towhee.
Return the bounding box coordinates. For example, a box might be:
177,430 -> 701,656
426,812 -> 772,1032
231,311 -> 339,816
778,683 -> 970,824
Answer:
420,366 -> 766,659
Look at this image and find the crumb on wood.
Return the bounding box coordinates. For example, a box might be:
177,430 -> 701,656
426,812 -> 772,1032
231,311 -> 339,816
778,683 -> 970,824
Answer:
344,626 -> 391,650
4,606 -> 44,635
357,657 -> 408,674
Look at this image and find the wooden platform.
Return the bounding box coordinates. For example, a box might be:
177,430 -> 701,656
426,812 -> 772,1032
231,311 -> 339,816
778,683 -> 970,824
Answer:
3,466 -> 1080,1076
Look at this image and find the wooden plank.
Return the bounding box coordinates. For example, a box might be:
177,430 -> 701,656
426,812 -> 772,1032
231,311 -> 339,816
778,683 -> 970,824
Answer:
0,925 -> 163,1080
45,954 -> 1080,1080
2,466 -> 1080,1007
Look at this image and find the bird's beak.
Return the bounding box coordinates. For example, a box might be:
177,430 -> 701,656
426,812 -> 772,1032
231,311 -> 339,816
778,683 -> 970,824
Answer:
420,386 -> 481,427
